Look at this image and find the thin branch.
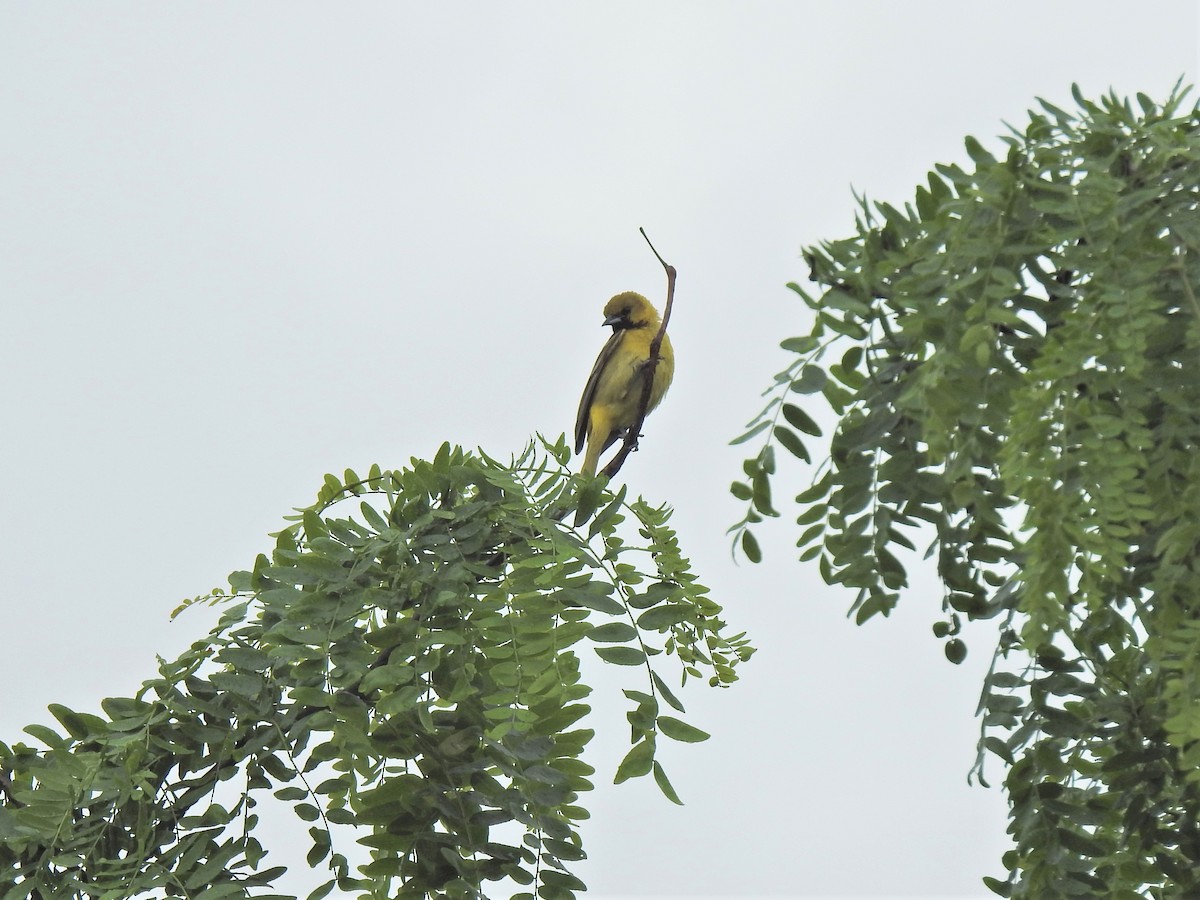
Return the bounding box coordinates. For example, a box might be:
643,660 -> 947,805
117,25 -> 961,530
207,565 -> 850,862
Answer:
601,229 -> 676,478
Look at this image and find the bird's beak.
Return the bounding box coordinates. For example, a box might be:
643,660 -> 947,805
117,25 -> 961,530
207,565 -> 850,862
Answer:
603,313 -> 625,328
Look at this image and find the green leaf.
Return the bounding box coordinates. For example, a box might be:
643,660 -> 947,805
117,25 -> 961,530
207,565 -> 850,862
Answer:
1057,828 -> 1106,858
791,365 -> 827,394
594,646 -> 646,666
304,506 -> 329,537
614,739 -> 655,783
944,639 -> 967,665
23,724 -> 66,749
524,764 -> 570,786
822,288 -> 872,317
750,467 -> 777,517
588,484 -> 628,540
964,134 -> 995,164
293,803 -> 321,822
216,646 -> 271,671
730,419 -> 771,446
795,473 -> 831,503
359,664 -> 415,693
741,529 -> 762,563
360,500 -> 388,532
211,671 -> 265,699
984,736 -> 1013,765
636,604 -> 692,630
572,478 -> 605,527
540,870 -> 587,893
657,716 -> 710,743
98,695 -> 150,722
780,335 -> 819,353
589,622 -> 638,643
559,585 -> 626,616
818,312 -> 867,339
652,761 -> 684,805
785,280 -> 820,306
306,838 -> 330,867
797,501 -> 828,528
774,425 -> 810,462
47,704 -> 105,741
782,403 -> 822,436
543,837 -> 587,862
795,523 -> 823,548
651,671 -> 686,713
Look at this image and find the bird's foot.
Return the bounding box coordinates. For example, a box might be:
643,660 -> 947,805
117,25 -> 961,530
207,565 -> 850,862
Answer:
616,428 -> 643,452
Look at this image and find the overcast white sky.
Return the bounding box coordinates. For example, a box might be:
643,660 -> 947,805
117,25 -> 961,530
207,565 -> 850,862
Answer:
2,4 -> 1197,898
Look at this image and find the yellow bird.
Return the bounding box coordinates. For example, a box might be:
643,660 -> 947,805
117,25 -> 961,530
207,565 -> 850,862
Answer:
575,291 -> 675,476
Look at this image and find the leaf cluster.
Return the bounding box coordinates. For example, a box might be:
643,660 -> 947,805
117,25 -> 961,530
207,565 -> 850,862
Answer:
1,438 -> 751,900
733,84 -> 1200,896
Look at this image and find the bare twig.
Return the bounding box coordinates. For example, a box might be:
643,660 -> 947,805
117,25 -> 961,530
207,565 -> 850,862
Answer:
601,229 -> 676,478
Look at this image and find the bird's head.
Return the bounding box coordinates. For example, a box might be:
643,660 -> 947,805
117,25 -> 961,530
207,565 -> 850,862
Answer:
602,291 -> 659,331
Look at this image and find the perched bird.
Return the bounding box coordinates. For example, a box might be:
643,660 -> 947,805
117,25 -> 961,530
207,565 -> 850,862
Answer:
575,291 -> 675,476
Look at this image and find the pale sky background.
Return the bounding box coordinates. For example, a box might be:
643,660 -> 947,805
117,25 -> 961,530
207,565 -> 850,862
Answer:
1,4 -> 1197,899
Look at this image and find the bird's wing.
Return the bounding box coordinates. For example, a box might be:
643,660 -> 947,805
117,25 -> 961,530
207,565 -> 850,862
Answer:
575,330 -> 624,454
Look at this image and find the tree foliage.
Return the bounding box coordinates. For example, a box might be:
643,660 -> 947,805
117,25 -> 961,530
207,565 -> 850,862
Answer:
0,439 -> 751,899
733,83 -> 1200,896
